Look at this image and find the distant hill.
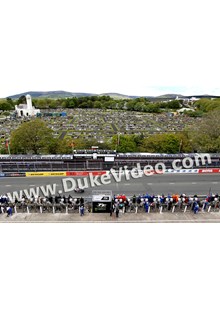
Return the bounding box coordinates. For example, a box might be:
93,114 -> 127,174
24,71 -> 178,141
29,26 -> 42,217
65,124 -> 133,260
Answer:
100,93 -> 136,99
8,91 -> 96,99
6,91 -> 220,101
8,91 -> 141,100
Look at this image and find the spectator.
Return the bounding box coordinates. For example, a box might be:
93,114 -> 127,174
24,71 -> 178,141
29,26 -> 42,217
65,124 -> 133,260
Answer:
124,199 -> 128,213
80,205 -> 84,216
6,206 -> 13,217
137,195 -> 141,205
110,205 -> 113,216
116,207 -> 119,218
144,200 -> 149,212
194,203 -> 199,214
132,195 -> 136,204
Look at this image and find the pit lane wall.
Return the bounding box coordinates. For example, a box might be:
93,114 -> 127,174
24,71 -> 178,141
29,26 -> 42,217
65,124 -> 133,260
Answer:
164,168 -> 220,174
0,168 -> 220,178
0,171 -> 108,177
25,171 -> 107,177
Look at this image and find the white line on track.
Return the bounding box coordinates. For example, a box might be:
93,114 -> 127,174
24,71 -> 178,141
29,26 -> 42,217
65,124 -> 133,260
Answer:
4,185 -> 11,187
192,182 -> 197,184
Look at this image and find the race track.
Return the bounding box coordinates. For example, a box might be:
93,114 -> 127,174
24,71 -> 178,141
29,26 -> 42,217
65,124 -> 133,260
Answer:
0,173 -> 220,197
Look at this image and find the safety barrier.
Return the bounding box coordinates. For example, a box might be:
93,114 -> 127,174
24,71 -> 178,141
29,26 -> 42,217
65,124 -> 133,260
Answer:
5,172 -> 26,177
66,171 -> 107,177
25,171 -> 107,177
164,169 -> 199,174
26,171 -> 66,177
1,168 -> 220,178
198,168 -> 220,174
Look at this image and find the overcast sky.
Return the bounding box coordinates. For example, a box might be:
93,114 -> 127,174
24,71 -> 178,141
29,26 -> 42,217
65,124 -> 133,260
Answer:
0,0 -> 219,98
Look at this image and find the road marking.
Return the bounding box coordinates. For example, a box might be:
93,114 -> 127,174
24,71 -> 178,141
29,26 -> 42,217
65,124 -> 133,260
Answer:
212,182 -> 218,184
5,185 -> 11,187
192,182 -> 197,184
169,183 -> 175,185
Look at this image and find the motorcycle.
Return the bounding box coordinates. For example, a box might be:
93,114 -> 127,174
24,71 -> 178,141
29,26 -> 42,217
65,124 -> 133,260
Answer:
74,187 -> 85,193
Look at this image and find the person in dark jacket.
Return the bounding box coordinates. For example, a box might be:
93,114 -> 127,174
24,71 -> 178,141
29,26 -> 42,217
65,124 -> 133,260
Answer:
110,205 -> 113,216
80,197 -> 84,204
116,207 -> 119,218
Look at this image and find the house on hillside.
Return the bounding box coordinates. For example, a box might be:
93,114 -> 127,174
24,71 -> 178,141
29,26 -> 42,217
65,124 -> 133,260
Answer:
177,107 -> 195,114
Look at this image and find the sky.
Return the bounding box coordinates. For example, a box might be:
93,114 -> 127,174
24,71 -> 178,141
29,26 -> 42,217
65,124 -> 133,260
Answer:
0,0 -> 220,98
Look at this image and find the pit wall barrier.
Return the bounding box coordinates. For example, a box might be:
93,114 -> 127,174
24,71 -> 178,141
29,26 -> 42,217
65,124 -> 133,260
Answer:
5,172 -> 26,177
163,169 -> 199,174
25,171 -> 107,177
111,168 -> 220,174
1,168 -> 220,178
26,172 -> 66,177
122,169 -> 200,175
198,168 -> 220,174
66,171 -> 106,177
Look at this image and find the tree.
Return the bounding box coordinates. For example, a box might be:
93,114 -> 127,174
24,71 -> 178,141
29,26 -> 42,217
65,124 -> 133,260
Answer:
140,133 -> 182,153
111,134 -> 137,152
17,95 -> 26,105
166,100 -> 181,109
195,98 -> 220,113
0,99 -> 14,111
10,119 -> 55,154
190,111 -> 220,152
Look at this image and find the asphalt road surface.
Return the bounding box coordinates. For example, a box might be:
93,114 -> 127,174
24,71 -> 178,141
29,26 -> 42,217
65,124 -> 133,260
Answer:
0,173 -> 220,197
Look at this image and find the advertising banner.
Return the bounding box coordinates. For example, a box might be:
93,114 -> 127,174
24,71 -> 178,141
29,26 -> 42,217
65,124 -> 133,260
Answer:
26,171 -> 66,177
198,169 -> 220,174
66,171 -> 106,176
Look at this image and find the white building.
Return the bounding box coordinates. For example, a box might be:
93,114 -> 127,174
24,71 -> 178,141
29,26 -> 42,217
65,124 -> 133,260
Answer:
15,94 -> 40,117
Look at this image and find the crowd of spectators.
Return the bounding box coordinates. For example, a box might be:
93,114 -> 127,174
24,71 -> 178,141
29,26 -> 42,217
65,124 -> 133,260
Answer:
0,192 -> 220,216
112,193 -> 220,215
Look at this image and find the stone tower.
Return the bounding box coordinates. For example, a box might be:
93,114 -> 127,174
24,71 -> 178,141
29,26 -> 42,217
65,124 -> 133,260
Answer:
26,94 -> 32,110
